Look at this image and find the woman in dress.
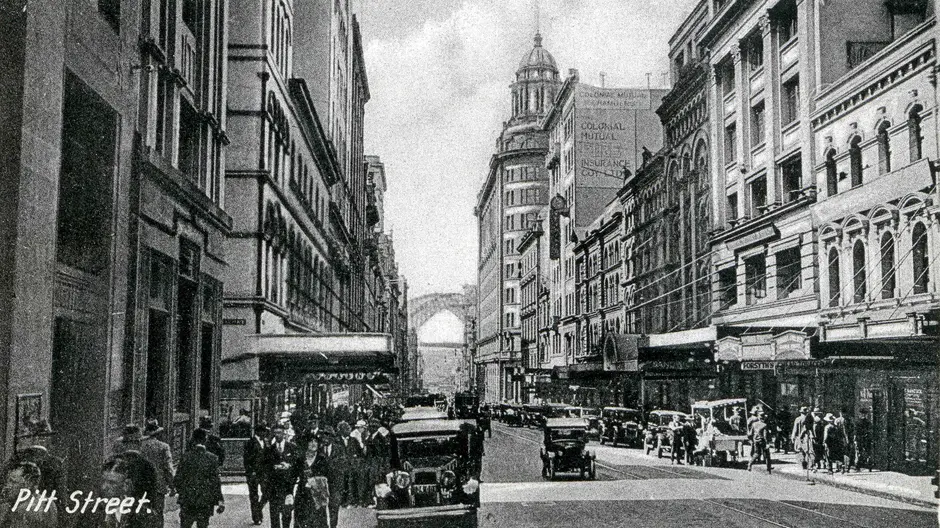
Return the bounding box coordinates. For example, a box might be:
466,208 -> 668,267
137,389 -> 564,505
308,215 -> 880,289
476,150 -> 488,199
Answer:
293,434 -> 331,528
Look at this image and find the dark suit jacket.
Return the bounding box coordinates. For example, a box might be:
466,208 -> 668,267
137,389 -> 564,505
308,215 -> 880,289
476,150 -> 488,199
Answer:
243,436 -> 267,476
264,440 -> 298,498
140,436 -> 175,494
174,445 -> 224,512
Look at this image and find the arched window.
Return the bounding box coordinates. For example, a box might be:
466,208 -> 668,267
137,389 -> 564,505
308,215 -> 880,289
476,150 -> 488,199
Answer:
828,247 -> 841,307
877,121 -> 891,174
880,232 -> 896,299
852,240 -> 866,303
849,135 -> 863,187
825,149 -> 838,196
912,223 -> 929,294
909,106 -> 924,162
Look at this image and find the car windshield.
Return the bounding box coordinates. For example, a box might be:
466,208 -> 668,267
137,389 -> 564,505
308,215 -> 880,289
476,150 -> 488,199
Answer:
549,428 -> 586,442
620,411 -> 641,421
399,435 -> 461,460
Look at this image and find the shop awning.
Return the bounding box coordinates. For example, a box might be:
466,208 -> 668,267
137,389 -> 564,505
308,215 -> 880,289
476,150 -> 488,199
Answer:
715,327 -> 816,363
814,338 -> 939,365
221,333 -> 396,384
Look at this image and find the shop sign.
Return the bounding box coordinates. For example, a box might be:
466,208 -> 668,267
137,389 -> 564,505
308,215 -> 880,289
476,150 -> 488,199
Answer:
741,361 -> 774,370
727,225 -> 779,251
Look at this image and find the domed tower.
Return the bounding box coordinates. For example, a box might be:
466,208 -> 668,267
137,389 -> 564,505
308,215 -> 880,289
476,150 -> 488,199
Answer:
510,32 -> 561,123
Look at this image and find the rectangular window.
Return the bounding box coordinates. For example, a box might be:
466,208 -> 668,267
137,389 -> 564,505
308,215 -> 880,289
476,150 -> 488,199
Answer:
750,102 -> 765,147
781,154 -> 802,203
178,99 -> 200,181
718,267 -> 737,309
722,61 -> 735,97
749,176 -> 767,217
724,123 -> 737,164
745,253 -> 767,305
779,7 -> 798,44
57,71 -> 116,275
776,247 -> 802,299
782,77 -> 800,125
726,193 -> 738,223
749,38 -> 764,71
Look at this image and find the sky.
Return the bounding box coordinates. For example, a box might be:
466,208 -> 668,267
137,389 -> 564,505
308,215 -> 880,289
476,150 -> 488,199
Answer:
357,0 -> 699,298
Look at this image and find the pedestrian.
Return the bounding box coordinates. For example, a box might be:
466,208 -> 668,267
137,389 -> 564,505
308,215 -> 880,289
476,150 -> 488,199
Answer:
364,418 -> 390,508
82,451 -> 159,527
264,423 -> 298,528
669,415 -> 685,465
775,406 -> 793,453
790,406 -> 813,471
198,416 -> 226,468
114,423 -> 145,455
810,408 -> 825,471
318,426 -> 343,528
835,408 -> 854,472
854,408 -> 873,471
334,420 -> 362,507
244,424 -> 270,525
822,413 -> 842,474
0,460 -> 58,528
140,419 -> 175,526
292,434 -> 331,528
680,417 -> 698,465
747,412 -> 772,474
746,407 -> 761,462
350,419 -> 371,505
729,407 -> 745,434
175,428 -> 226,528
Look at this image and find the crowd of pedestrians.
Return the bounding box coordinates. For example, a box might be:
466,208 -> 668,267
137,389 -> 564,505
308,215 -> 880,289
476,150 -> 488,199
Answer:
790,405 -> 873,476
244,403 -> 398,528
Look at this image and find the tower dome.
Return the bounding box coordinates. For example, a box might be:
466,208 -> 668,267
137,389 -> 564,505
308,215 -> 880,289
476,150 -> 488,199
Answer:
518,32 -> 558,72
510,32 -> 561,122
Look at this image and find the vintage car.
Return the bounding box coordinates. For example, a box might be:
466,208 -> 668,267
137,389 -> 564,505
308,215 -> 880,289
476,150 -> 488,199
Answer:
644,410 -> 691,457
375,419 -> 481,528
599,407 -> 644,447
692,398 -> 750,466
564,407 -> 602,441
527,403 -> 568,429
502,403 -> 524,427
475,406 -> 492,439
400,406 -> 450,423
520,403 -> 540,428
540,418 -> 596,480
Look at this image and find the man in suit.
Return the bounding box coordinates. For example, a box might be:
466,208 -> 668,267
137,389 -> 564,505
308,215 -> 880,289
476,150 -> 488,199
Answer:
334,421 -> 362,507
199,416 -> 226,467
318,427 -> 343,528
264,423 -> 297,528
175,428 -> 225,528
140,419 -> 175,526
244,424 -> 269,525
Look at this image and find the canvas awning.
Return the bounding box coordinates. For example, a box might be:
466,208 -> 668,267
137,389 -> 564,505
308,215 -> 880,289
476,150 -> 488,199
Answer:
221,333 -> 396,384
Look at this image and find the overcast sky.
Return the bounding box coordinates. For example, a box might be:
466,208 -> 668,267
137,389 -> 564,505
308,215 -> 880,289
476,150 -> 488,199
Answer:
357,0 -> 698,298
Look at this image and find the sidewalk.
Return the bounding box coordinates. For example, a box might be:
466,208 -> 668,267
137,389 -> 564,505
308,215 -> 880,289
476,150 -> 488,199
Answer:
764,451 -> 939,509
163,479 -> 375,528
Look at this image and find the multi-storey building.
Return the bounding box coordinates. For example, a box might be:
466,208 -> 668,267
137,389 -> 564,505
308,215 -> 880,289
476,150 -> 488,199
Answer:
541,71 -> 667,386
221,0 -> 393,430
809,0 -> 938,473
704,0 -> 822,412
518,220 -> 546,403
0,0 -> 230,487
475,33 -> 560,403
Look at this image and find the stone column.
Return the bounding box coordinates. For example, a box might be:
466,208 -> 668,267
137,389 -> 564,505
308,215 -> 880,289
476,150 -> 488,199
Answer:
760,12 -> 780,205
732,43 -> 747,214
706,49 -> 726,228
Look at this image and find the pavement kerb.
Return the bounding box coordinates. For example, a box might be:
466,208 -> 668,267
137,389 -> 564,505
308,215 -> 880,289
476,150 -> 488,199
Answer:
757,463 -> 939,510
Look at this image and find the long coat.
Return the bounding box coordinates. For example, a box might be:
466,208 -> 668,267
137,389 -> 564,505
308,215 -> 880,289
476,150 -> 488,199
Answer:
292,452 -> 332,528
174,445 -> 224,512
243,436 -> 267,476
140,436 -> 175,494
264,440 -> 299,499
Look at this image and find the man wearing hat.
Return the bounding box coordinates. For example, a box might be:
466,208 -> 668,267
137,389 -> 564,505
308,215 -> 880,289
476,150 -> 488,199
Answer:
318,426 -> 343,528
790,406 -> 813,470
747,411 -> 772,473
244,424 -> 269,525
198,416 -> 226,467
264,423 -> 297,528
810,408 -> 825,471
141,419 -> 175,526
114,424 -> 144,455
13,419 -> 67,515
349,419 -> 370,505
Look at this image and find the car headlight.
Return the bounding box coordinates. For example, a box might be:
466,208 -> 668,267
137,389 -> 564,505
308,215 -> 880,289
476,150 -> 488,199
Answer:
462,478 -> 480,495
374,483 -> 393,499
440,470 -> 457,489
392,471 -> 411,489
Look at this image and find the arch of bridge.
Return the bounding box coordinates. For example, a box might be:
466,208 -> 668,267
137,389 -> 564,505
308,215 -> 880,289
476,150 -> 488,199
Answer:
409,292 -> 473,332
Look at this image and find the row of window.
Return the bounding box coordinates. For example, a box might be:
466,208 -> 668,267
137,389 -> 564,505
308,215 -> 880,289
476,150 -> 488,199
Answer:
718,246 -> 803,309
505,166 -> 541,183
505,186 -> 546,206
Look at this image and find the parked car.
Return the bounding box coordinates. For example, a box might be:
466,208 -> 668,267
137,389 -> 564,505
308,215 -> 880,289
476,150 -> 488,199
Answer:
644,410 -> 691,458
540,418 -> 596,480
692,398 -> 750,466
599,407 -> 644,447
521,403 -> 540,428
503,404 -> 524,427
529,403 -> 569,429
476,405 -> 492,438
374,419 -> 480,528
